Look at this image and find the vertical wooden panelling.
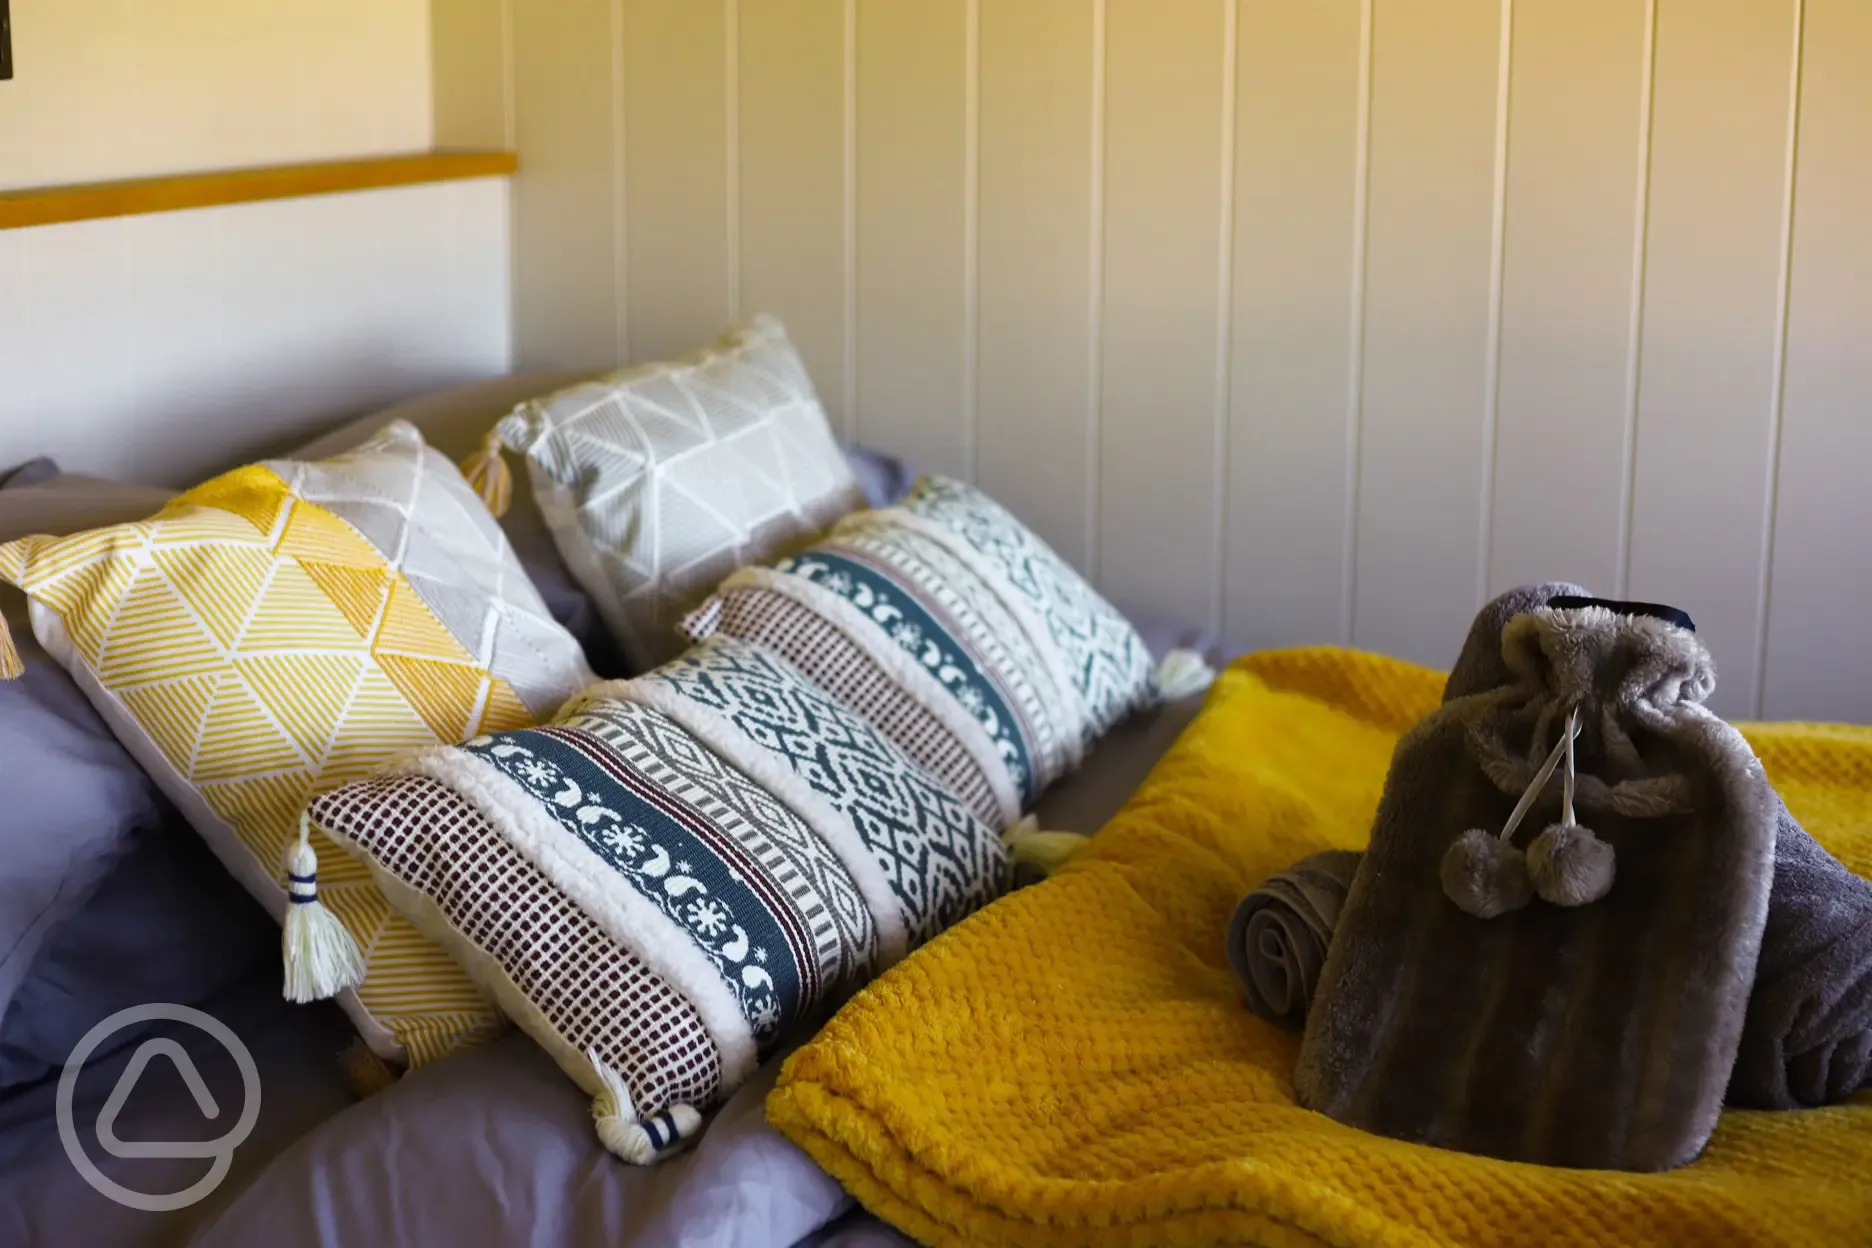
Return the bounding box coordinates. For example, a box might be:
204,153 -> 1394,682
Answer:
1227,0 -> 1366,650
433,0 -> 513,149
1627,0 -> 1797,718
511,0 -> 619,370
975,0 -> 1097,568
445,180 -> 517,374
739,1 -> 850,423
494,2 -> 1872,719
1352,0 -> 1504,666
623,0 -> 733,363
1098,0 -> 1230,626
1762,0 -> 1869,721
854,0 -> 970,477
1488,0 -> 1650,599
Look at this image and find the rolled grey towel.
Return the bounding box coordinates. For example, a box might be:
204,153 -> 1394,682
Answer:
1225,850 -> 1361,1032
1729,799 -> 1872,1109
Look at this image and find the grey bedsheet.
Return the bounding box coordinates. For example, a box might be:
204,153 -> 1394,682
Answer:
0,974 -> 355,1248
5,687 -> 1206,1248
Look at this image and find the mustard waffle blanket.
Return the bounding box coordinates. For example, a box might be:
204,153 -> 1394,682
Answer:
767,648 -> 1872,1247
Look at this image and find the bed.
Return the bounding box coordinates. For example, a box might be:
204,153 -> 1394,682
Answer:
0,370 -> 1214,1248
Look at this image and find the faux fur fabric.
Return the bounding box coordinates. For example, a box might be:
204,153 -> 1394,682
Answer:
1294,591 -> 1780,1172
1443,583 -> 1872,1110
1224,850 -> 1359,1031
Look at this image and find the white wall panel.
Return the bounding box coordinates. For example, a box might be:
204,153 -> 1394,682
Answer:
852,0 -> 971,479
511,0 -> 620,371
496,0 -> 1871,720
976,0 -> 1098,569
1627,0 -> 1798,718
1227,0 -> 1366,650
623,0 -> 734,364
1352,0 -> 1505,667
1098,0 -> 1232,628
739,0 -> 851,429
1487,0 -> 1650,601
1761,0 -> 1872,720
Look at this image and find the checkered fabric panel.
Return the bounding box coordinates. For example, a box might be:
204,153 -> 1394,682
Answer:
313,773 -> 723,1115
709,583 -> 1003,826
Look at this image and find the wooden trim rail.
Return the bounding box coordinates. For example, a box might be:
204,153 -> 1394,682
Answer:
0,149 -> 517,232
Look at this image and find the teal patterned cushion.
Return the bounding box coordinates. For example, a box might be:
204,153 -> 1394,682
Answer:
310,630 -> 1007,1166
683,475 -> 1160,825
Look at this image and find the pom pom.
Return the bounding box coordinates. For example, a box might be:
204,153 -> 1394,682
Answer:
0,613 -> 21,681
588,1048 -> 702,1165
1441,828 -> 1533,919
1527,821 -> 1616,907
1001,815 -> 1091,877
1154,648 -> 1217,702
339,1036 -> 402,1099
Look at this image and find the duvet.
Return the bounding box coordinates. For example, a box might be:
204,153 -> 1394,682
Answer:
0,693 -> 1203,1248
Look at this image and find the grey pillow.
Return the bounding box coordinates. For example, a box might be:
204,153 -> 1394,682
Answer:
0,470 -> 178,1035
0,818 -> 275,1090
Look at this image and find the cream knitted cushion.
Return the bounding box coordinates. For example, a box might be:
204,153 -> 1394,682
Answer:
494,316 -> 863,670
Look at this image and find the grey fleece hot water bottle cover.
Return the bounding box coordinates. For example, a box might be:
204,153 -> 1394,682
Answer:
1294,590 -> 1780,1172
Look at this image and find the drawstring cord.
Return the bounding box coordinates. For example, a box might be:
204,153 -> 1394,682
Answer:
1443,707 -> 1616,918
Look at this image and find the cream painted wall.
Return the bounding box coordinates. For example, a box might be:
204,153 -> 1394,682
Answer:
0,179 -> 514,486
0,1 -> 514,488
438,0 -> 1872,720
0,0 -> 434,190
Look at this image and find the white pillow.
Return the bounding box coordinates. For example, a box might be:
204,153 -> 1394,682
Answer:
493,316 -> 863,670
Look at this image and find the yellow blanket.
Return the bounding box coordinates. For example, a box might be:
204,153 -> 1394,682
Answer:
768,648 -> 1872,1247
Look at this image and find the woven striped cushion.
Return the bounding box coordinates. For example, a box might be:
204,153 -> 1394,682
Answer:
684,475 -> 1159,823
311,634 -> 1006,1161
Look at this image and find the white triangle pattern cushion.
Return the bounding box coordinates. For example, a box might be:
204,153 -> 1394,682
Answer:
496,316 -> 864,670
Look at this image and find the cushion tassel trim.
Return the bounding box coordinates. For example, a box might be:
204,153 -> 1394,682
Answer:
282,812 -> 368,1003
1002,815 -> 1091,877
588,1047 -> 702,1165
339,1035 -> 403,1099
0,613 -> 21,680
1154,648 -> 1216,702
459,427 -> 513,519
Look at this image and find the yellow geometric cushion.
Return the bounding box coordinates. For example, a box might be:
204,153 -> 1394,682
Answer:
0,423 -> 595,1066
769,648 -> 1872,1246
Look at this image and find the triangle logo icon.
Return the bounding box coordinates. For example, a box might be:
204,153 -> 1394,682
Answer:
95,1037 -> 222,1159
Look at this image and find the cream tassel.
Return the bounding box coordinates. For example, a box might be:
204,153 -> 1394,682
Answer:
1002,815 -> 1091,877
282,812 -> 367,1003
0,613 -> 21,680
588,1048 -> 702,1165
1154,647 -> 1216,702
460,427 -> 513,519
